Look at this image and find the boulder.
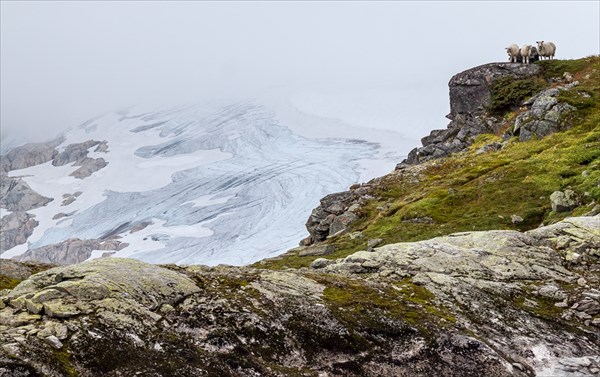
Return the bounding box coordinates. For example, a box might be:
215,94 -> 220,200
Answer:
514,90 -> 576,141
305,189 -> 367,243
550,190 -> 580,212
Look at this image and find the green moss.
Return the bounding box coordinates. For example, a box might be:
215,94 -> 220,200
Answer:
488,76 -> 545,114
314,275 -> 455,341
52,348 -> 78,377
0,274 -> 21,290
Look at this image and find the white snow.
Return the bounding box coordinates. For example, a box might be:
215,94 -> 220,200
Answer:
0,208 -> 12,219
187,194 -> 236,208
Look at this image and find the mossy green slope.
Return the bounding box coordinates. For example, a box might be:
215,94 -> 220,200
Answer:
258,56 -> 600,270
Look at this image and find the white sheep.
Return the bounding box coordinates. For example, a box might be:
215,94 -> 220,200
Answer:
520,45 -> 533,64
506,44 -> 520,63
536,41 -> 556,60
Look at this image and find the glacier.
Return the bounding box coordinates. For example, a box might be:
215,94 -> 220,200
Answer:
3,96 -> 414,265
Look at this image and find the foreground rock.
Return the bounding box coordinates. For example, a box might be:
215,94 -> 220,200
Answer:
1,217 -> 598,376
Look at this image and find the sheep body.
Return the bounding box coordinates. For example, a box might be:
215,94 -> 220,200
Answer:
520,45 -> 533,64
506,44 -> 520,63
536,41 -> 556,60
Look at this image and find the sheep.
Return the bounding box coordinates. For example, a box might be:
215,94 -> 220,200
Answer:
520,45 -> 533,64
506,44 -> 520,63
536,41 -> 556,60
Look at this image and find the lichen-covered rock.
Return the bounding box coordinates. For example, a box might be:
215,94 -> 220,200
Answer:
0,218 -> 598,376
550,189 -> 580,212
296,244 -> 335,257
513,87 -> 577,141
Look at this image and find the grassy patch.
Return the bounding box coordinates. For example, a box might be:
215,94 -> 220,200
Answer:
488,76 -> 545,114
0,274 -> 21,290
52,348 -> 78,377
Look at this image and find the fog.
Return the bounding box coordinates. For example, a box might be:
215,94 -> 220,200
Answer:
1,1 -> 599,145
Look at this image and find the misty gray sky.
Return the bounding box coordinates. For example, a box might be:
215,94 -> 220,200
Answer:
1,1 -> 599,144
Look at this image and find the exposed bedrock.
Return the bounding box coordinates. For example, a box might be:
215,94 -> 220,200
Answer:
14,238 -> 128,265
0,174 -> 53,213
0,138 -> 63,172
0,217 -> 598,376
0,213 -> 38,253
398,62 -> 541,167
51,140 -> 102,167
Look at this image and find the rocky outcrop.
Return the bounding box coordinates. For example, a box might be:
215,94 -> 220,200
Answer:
0,213 -> 38,253
0,217 -> 598,376
70,157 -> 107,179
304,184 -> 372,244
513,85 -> 577,141
398,63 -> 541,167
14,238 -> 128,265
0,138 -> 63,172
0,175 -> 52,213
51,140 -> 101,167
448,63 -> 540,118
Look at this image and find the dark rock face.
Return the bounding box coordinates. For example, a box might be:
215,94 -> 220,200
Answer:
448,62 -> 541,119
0,259 -> 55,281
305,185 -> 371,244
0,139 -> 110,255
398,63 -> 541,167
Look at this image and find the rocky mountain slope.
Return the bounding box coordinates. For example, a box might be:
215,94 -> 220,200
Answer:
0,56 -> 599,376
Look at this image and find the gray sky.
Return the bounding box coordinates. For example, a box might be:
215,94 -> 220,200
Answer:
1,1 -> 599,144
